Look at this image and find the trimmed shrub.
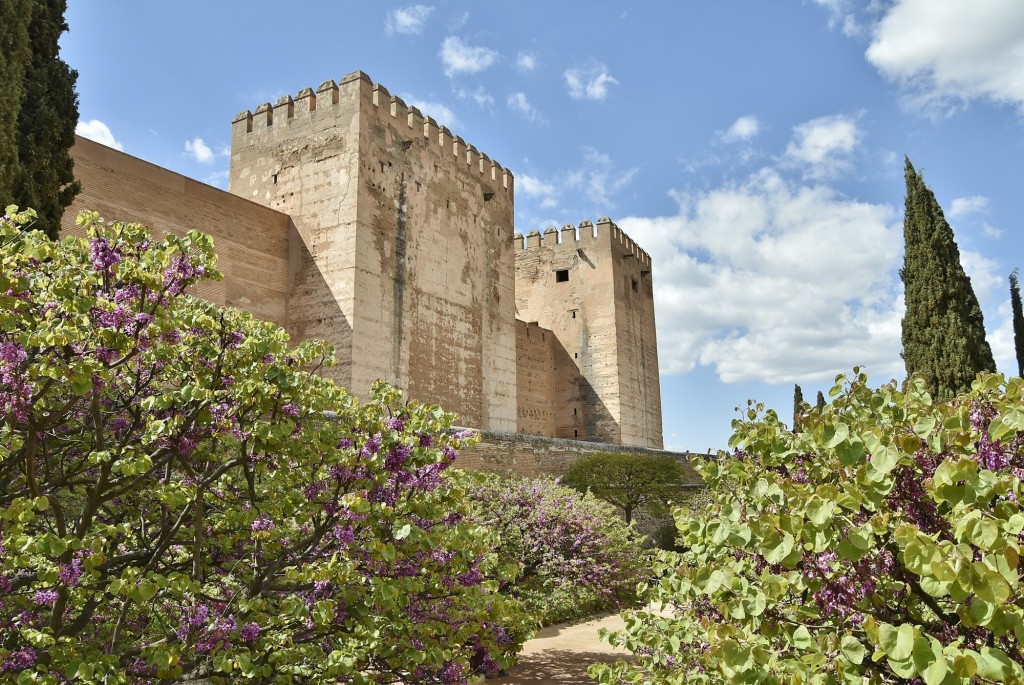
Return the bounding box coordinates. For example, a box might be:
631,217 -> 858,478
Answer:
562,452 -> 692,525
463,472 -> 649,625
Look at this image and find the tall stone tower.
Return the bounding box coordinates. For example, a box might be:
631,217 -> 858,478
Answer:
228,71 -> 518,431
514,219 -> 663,448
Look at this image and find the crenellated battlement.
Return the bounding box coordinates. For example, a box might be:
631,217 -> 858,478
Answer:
232,71 -> 512,191
512,217 -> 652,267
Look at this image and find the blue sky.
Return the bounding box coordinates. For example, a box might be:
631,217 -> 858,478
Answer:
63,1 -> 1024,453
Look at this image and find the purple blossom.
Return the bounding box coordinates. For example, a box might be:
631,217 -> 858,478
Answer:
34,589 -> 59,606
252,516 -> 275,533
1,647 -> 36,673
281,402 -> 301,418
240,622 -> 260,642
90,236 -> 122,271
385,416 -> 404,431
59,558 -> 83,587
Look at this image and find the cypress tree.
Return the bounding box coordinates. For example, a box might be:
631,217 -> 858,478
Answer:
0,0 -> 32,206
816,391 -> 825,413
792,384 -> 804,432
900,157 -> 995,400
1010,269 -> 1024,378
10,0 -> 79,238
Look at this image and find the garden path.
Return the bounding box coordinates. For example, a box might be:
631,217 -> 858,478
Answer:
492,612 -> 632,685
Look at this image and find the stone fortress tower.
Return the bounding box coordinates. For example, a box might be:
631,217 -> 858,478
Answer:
63,70 -> 665,453
229,71 -> 517,432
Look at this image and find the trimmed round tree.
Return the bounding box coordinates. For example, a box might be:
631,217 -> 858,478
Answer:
594,369 -> 1024,684
0,209 -> 530,683
562,452 -> 693,525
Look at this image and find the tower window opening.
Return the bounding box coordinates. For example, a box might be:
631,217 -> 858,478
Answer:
631,277 -> 638,292
555,269 -> 569,282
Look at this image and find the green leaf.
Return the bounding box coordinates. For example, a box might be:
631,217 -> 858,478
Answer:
840,635 -> 865,665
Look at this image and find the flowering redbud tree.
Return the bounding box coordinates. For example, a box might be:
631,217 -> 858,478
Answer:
0,209 -> 531,683
593,369 -> 1024,684
463,473 -> 649,625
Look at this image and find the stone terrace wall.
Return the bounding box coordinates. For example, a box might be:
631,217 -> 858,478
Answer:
63,136 -> 294,328
454,428 -> 702,482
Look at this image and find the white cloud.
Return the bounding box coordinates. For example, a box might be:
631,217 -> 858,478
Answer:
866,0 -> 1024,111
75,119 -> 123,151
518,174 -> 558,209
385,5 -> 434,36
564,147 -> 637,209
456,86 -> 494,108
507,91 -> 543,123
184,137 -> 215,164
783,113 -> 861,179
401,96 -> 460,130
564,63 -> 619,101
721,115 -> 761,143
515,148 -> 637,225
440,36 -> 498,77
448,11 -> 469,31
948,195 -> 989,218
516,51 -> 537,71
618,167 -> 905,384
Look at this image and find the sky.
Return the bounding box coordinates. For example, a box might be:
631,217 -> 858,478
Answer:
62,1 -> 1024,453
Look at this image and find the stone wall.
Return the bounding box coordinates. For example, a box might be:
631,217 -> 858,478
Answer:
230,71 -> 517,431
455,428 -> 701,482
63,136 -> 294,328
514,320 -> 558,436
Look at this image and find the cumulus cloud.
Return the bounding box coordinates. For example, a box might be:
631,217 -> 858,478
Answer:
721,115 -> 761,143
564,63 -> 618,101
75,119 -> 123,151
866,0 -> 1024,111
440,36 -> 498,77
618,168 -> 905,384
518,174 -> 558,209
948,195 -> 989,218
783,113 -> 862,179
516,51 -> 537,71
507,91 -> 543,123
184,137 -> 215,164
401,96 -> 460,129
385,5 -> 434,35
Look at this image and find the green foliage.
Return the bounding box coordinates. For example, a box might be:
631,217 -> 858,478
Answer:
0,0 -> 31,206
0,210 -> 530,683
794,384 -> 805,432
1009,270 -> 1024,378
593,369 -> 1024,684
10,0 -> 80,238
462,473 -> 649,625
562,452 -> 692,524
901,156 -> 994,401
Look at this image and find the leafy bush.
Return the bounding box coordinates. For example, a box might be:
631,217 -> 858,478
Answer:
594,369 -> 1024,684
463,473 -> 649,625
0,209 -> 531,683
562,452 -> 693,525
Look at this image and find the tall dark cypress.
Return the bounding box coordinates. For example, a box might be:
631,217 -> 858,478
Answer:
0,0 -> 32,206
11,0 -> 79,238
900,157 -> 995,400
815,391 -> 825,413
792,384 -> 804,432
1010,269 -> 1024,378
